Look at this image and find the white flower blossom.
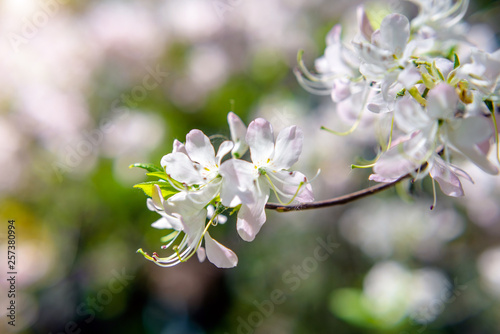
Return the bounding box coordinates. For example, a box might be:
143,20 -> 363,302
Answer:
370,84 -> 497,196
459,48 -> 500,99
137,113 -> 314,267
140,129 -> 238,268
219,118 -> 314,241
161,129 -> 233,186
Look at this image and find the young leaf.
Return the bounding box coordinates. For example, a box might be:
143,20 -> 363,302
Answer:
129,163 -> 163,173
146,171 -> 170,181
133,181 -> 178,198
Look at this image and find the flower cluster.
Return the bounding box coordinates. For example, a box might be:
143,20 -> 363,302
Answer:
133,113 -> 313,268
296,0 -> 499,198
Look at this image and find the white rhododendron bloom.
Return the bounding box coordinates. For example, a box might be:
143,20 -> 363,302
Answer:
409,0 -> 469,34
134,113 -> 313,267
459,49 -> 500,98
139,129 -> 238,268
296,0 -> 499,200
162,129 -> 233,186
370,83 -> 497,197
220,118 -> 314,241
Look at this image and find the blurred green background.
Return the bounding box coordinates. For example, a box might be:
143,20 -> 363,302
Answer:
1,0 -> 500,333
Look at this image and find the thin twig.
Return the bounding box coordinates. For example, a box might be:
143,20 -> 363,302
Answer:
265,173 -> 412,212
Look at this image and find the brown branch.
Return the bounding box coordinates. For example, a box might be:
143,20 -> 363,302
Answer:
265,173 -> 412,212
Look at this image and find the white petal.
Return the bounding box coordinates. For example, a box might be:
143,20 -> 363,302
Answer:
447,117 -> 498,174
173,139 -> 187,154
246,118 -> 275,165
448,116 -> 492,146
216,140 -> 234,166
268,170 -> 314,203
151,217 -> 172,229
449,164 -> 474,184
151,184 -> 164,208
463,49 -> 500,92
166,183 -> 219,218
434,58 -> 454,80
325,24 -> 342,46
204,232 -> 238,268
331,78 -> 352,102
272,126 -> 304,170
429,157 -> 464,197
381,72 -> 398,101
395,97 -> 431,133
336,88 -> 373,122
191,180 -> 222,205
236,184 -> 269,242
321,26 -> 358,76
146,198 -> 158,212
371,29 -> 382,48
314,56 -> 330,74
185,129 -> 216,167
228,112 -> 248,158
353,41 -> 394,69
371,152 -> 418,180
427,83 -> 457,120
180,209 -> 207,247
325,24 -> 342,45
379,14 -> 410,57
219,159 -> 255,207
398,66 -> 421,89
228,112 -> 247,141
367,93 -> 390,114
151,214 -> 183,230
196,247 -> 206,263
372,132 -> 431,179
357,6 -> 374,41
163,152 -> 203,185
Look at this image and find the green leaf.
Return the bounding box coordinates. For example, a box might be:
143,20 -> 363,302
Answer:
129,163 -> 163,173
146,171 -> 169,181
146,171 -> 185,189
133,181 -> 177,198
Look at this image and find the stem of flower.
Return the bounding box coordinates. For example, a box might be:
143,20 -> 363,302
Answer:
265,172 -> 413,212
